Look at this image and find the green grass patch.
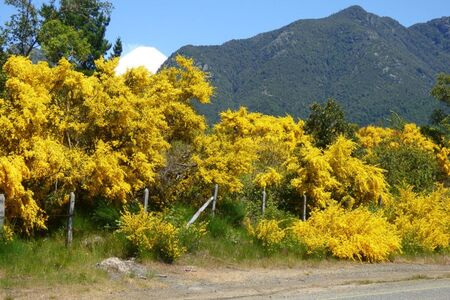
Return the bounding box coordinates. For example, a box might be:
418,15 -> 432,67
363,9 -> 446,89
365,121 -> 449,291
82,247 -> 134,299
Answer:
0,216 -> 129,288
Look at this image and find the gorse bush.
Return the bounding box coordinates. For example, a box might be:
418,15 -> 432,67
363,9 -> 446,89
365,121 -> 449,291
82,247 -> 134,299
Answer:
289,204 -> 401,262
117,205 -> 208,263
388,186 -> 450,253
1,225 -> 14,243
245,218 -> 286,252
117,206 -> 186,263
0,55 -> 213,234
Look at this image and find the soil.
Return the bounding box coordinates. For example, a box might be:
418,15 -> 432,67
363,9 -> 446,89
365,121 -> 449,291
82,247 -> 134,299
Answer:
2,258 -> 449,299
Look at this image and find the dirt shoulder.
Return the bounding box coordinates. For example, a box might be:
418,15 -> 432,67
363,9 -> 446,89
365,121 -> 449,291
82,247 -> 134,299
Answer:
2,258 -> 450,299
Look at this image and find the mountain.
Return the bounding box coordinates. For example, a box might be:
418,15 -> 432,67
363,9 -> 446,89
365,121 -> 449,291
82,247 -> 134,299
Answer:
116,46 -> 167,75
163,6 -> 450,125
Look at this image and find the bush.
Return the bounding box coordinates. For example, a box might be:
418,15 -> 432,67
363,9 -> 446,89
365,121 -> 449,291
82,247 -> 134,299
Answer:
245,218 -> 286,252
289,204 -> 401,262
387,186 -> 450,253
91,200 -> 121,229
369,144 -> 439,193
117,205 -> 186,263
1,225 -> 14,243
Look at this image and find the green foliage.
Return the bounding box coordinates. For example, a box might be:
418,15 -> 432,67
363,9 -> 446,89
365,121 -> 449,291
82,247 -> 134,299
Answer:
110,37 -> 122,59
304,99 -> 356,148
421,113 -> 450,148
369,144 -> 439,193
38,19 -> 91,66
91,200 -> 121,229
216,198 -> 246,226
40,0 -> 113,70
431,73 -> 450,106
3,0 -> 39,56
207,216 -> 228,238
244,191 -> 295,221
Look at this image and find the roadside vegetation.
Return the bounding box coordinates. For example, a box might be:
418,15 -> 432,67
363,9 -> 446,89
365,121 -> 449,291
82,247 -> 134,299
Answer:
0,0 -> 449,290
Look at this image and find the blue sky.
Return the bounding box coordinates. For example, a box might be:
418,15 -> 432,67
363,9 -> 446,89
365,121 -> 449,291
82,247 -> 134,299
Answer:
1,0 -> 450,56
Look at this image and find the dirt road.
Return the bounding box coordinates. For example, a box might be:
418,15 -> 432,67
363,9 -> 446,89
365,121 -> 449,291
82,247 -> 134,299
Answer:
3,260 -> 450,299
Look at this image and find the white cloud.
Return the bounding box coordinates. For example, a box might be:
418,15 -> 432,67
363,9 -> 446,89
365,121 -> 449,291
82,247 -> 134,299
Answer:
115,46 -> 167,75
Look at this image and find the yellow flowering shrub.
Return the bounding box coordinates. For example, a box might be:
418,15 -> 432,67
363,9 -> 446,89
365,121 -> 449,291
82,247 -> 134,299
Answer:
193,107 -> 312,194
0,54 -> 213,234
400,124 -> 437,152
1,225 -> 14,242
388,186 -> 450,252
254,168 -> 283,188
288,144 -> 339,207
437,147 -> 450,177
357,126 -> 395,149
287,136 -> 389,209
245,218 -> 286,251
358,124 -> 449,178
290,204 -> 401,262
154,221 -> 186,263
324,136 -> 390,207
117,205 -> 186,263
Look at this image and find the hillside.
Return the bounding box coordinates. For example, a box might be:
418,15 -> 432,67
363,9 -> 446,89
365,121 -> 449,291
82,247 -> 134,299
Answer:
164,5 -> 450,125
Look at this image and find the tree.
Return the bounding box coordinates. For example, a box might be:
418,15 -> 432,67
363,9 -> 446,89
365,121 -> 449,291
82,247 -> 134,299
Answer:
369,144 -> 439,193
431,73 -> 450,105
2,0 -> 40,56
423,75 -> 450,147
304,99 -> 356,148
38,19 -> 90,65
0,29 -> 8,93
110,37 -> 122,59
40,0 -> 113,70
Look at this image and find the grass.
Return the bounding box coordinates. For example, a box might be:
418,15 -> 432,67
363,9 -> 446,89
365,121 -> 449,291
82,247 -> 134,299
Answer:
1,203 -> 448,290
0,214 -> 129,289
176,213 -> 318,268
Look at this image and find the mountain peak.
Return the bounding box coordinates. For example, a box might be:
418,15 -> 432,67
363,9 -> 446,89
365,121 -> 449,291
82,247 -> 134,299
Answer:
334,5 -> 369,19
165,6 -> 450,125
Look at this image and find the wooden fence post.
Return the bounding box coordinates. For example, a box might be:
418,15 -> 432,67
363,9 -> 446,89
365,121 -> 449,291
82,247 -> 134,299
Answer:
66,192 -> 75,247
144,188 -> 149,212
187,196 -> 214,227
262,187 -> 266,217
302,192 -> 307,221
212,184 -> 218,217
378,195 -> 383,207
0,194 -> 4,232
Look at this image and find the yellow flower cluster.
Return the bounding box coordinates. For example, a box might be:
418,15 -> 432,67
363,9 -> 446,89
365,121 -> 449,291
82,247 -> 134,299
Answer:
389,186 -> 450,252
193,107 -> 309,193
288,136 -> 389,208
117,205 -> 186,262
1,225 -> 14,242
290,204 -> 401,262
358,124 -> 449,176
0,54 -> 213,234
245,218 -> 286,251
437,147 -> 450,176
253,167 -> 283,188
